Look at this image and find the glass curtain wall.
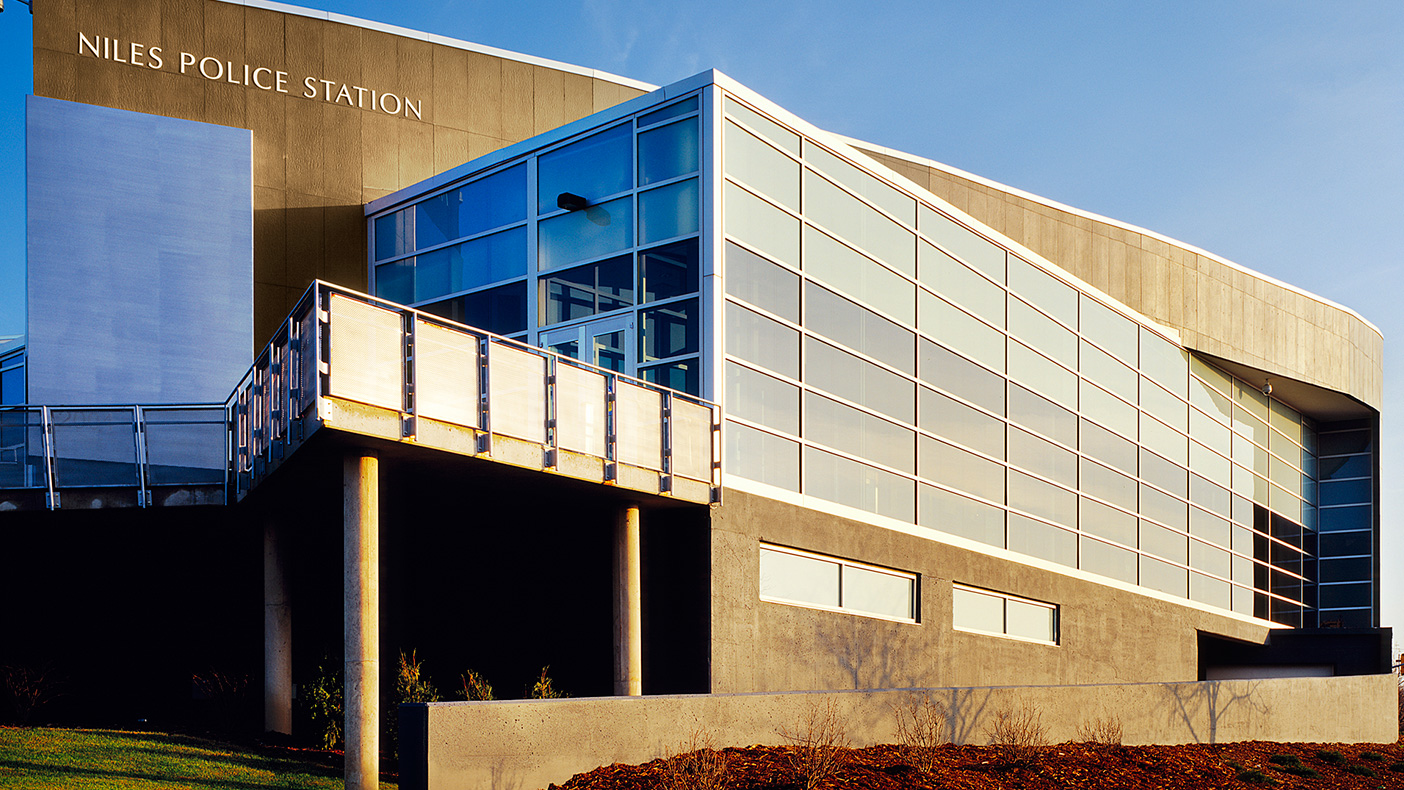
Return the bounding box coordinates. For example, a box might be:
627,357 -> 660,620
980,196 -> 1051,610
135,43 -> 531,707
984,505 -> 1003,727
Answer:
368,94 -> 705,395
717,90 -> 1329,626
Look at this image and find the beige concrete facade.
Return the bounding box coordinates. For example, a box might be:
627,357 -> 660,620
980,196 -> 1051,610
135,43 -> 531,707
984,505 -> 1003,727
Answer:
711,489 -> 1269,693
409,674 -> 1399,789
33,0 -> 648,343
855,146 -> 1383,412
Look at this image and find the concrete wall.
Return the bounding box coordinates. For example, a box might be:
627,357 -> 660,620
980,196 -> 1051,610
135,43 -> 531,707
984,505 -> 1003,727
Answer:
403,674 -> 1399,790
25,95 -> 252,405
711,489 -> 1269,693
857,146 -> 1383,411
33,0 -> 649,343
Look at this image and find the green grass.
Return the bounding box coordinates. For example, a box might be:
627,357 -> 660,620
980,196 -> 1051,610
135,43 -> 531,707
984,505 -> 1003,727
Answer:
0,727 -> 398,789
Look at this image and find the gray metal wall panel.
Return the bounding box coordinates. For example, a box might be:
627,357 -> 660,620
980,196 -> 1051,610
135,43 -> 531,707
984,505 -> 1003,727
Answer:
25,95 -> 252,405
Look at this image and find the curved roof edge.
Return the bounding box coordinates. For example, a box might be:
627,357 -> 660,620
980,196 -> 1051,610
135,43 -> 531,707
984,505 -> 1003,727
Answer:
840,135 -> 1382,340
215,0 -> 658,92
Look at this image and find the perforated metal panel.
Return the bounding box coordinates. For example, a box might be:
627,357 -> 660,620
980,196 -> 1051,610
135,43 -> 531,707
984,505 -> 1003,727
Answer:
488,343 -> 546,442
672,398 -> 711,481
556,363 -> 607,457
328,294 -> 404,410
414,320 -> 480,428
616,382 -> 662,470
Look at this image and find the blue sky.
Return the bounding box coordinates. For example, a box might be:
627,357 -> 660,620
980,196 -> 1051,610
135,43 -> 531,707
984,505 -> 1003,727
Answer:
0,2 -> 1400,635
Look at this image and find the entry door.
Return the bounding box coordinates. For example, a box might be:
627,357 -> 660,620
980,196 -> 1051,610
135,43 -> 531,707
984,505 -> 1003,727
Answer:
542,314 -> 635,374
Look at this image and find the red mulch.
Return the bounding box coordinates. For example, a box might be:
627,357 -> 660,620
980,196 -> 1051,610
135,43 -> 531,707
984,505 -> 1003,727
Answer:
553,741 -> 1404,790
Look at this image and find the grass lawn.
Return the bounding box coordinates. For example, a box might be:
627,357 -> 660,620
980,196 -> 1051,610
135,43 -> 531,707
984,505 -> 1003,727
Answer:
0,727 -> 398,789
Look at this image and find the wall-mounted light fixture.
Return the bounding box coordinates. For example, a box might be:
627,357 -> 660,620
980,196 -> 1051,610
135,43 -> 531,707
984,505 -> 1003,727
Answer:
557,192 -> 588,212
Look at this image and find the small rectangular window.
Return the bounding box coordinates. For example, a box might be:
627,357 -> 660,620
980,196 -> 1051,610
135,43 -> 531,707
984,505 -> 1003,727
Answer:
759,544 -> 917,622
952,584 -> 1058,644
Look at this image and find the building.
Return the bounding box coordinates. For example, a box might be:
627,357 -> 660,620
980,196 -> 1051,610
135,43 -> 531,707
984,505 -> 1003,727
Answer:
1,1 -> 1393,787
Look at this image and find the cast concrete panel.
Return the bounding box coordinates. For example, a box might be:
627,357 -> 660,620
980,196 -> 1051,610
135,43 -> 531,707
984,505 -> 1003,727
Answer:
25,95 -> 253,405
856,146 -> 1383,410
36,0 -> 648,344
410,674 -> 1398,790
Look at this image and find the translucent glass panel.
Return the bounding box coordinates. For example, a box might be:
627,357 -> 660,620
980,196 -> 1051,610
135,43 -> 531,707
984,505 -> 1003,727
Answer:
953,585 -> 1057,644
724,97 -> 800,154
724,182 -> 798,268
639,178 -> 699,244
1080,294 -> 1136,365
726,361 -> 800,435
919,241 -> 1004,326
806,143 -> 916,225
759,544 -> 916,621
671,398 -> 713,481
722,120 -> 798,210
1008,257 -> 1077,329
805,337 -> 914,423
726,302 -> 799,379
804,170 -> 916,276
806,392 -> 914,474
806,283 -> 914,374
918,386 -> 1003,459
919,484 -> 1004,548
487,343 -> 546,442
638,118 -> 698,186
538,123 -> 632,213
538,195 -> 633,270
328,294 -> 403,410
919,435 -> 1003,503
554,362 -> 607,457
804,226 -> 915,324
918,339 -> 1005,414
726,420 -> 799,491
804,446 -> 915,523
616,381 -> 663,470
724,242 -> 799,322
918,204 -> 1005,282
414,320 -> 480,428
919,292 -> 1004,373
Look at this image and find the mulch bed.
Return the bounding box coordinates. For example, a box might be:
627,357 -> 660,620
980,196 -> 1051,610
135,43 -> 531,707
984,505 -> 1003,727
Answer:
554,741 -> 1404,790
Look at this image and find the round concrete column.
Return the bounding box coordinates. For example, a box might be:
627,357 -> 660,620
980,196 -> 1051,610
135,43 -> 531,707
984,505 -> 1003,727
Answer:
344,452 -> 379,790
613,504 -> 642,696
263,520 -> 292,735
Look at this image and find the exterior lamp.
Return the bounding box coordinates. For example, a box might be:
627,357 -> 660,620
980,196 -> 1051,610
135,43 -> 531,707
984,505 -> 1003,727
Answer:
557,192 -> 589,211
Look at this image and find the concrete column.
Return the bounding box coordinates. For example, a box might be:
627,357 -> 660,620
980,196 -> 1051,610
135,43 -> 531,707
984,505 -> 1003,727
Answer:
263,520 -> 292,735
344,453 -> 379,790
613,504 -> 642,696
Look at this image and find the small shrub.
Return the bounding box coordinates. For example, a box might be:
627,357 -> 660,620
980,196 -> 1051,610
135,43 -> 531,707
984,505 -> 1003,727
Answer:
1346,764 -> 1378,777
984,705 -> 1047,767
1267,754 -> 1300,767
303,658 -> 343,750
190,669 -> 250,734
459,668 -> 495,701
659,729 -> 730,790
779,698 -> 849,790
892,694 -> 947,774
1236,767 -> 1278,785
1315,749 -> 1345,765
387,650 -> 441,759
1387,761 -> 1404,773
1226,759 -> 1243,770
528,666 -> 566,699
0,664 -> 65,725
1361,751 -> 1384,761
1281,765 -> 1320,778
1075,715 -> 1123,746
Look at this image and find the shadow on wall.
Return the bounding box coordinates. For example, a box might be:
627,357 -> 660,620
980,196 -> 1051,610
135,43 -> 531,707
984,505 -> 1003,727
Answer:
1160,680 -> 1266,744
253,204 -> 370,342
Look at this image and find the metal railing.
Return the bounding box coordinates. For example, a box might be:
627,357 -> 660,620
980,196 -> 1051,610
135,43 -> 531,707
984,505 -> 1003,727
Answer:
0,403 -> 227,508
228,280 -> 722,502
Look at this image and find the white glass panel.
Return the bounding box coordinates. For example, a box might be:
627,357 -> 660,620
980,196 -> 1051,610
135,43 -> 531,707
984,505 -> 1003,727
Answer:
1008,513 -> 1078,568
1080,380 -> 1137,439
1080,294 -> 1137,365
1190,355 -> 1233,397
1189,440 -> 1232,484
1008,341 -> 1077,410
724,241 -> 799,322
1080,496 -> 1137,546
671,398 -> 712,481
328,294 -> 403,410
804,226 -> 915,324
919,291 -> 1004,373
723,120 -> 799,210
1008,470 -> 1076,528
725,361 -> 800,435
724,182 -> 799,268
953,587 -> 1004,633
1141,378 -> 1187,433
806,142 -> 917,226
1191,406 -> 1232,456
616,381 -> 662,470
1080,536 -> 1138,584
554,362 -> 607,457
842,565 -> 914,620
760,548 -> 839,607
1009,298 -> 1076,369
1005,599 -> 1056,642
724,97 -> 800,154
918,204 -> 1005,282
919,241 -> 1004,326
487,342 -> 546,441
1140,328 -> 1188,398
918,386 -> 1004,459
806,282 -> 915,375
804,446 -> 915,522
919,484 -> 1005,547
1141,413 -> 1188,467
804,171 -> 916,276
1269,399 -> 1302,445
725,420 -> 799,491
1081,339 -> 1138,403
807,392 -> 915,474
414,320 -> 479,427
1008,256 -> 1077,329
1140,555 -> 1188,597
919,435 -> 1004,503
725,302 -> 799,379
1009,427 -> 1076,488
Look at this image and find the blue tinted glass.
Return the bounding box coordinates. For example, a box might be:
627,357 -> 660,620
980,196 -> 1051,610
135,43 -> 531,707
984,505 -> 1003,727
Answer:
460,164 -> 527,238
538,124 -> 633,214
638,119 -> 699,186
415,192 -> 458,249
638,96 -> 698,128
1317,429 -> 1372,456
1318,478 -> 1372,506
460,226 -> 528,291
1317,453 -> 1369,480
375,260 -> 414,304
375,210 -> 411,260
1,367 -> 22,405
641,359 -> 699,395
415,247 -> 455,302
538,195 -> 634,270
639,178 -> 699,243
542,255 -> 634,325
640,298 -> 698,362
424,283 -> 527,336
1318,504 -> 1371,533
641,240 -> 699,302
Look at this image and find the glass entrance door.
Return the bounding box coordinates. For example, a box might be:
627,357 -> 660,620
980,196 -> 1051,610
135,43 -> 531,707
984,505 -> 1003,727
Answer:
542,314 -> 635,374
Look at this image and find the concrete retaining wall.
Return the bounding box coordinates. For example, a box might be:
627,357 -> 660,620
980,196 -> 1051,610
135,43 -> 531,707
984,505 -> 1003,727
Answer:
401,674 -> 1399,790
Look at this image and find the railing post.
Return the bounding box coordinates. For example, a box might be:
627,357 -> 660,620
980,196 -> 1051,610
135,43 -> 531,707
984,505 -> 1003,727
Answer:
544,354 -> 558,469
477,337 -> 492,454
659,391 -> 673,494
402,312 -> 416,439
284,315 -> 297,445
39,405 -> 57,510
134,405 -> 150,508
604,374 -> 618,482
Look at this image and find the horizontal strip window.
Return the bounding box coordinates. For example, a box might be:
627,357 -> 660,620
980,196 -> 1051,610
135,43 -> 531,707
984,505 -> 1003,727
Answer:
759,544 -> 917,622
952,584 -> 1058,645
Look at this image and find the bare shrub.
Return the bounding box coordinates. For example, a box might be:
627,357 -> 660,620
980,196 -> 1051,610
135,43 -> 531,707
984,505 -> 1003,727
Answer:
190,668 -> 250,734
984,705 -> 1047,766
1,664 -> 65,725
779,698 -> 850,790
459,668 -> 495,701
659,728 -> 730,790
527,666 -> 566,699
1075,714 -> 1123,746
892,694 -> 948,773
